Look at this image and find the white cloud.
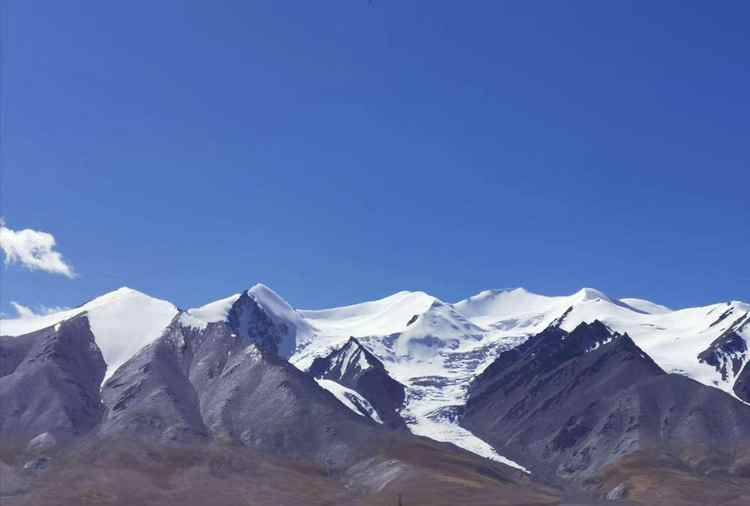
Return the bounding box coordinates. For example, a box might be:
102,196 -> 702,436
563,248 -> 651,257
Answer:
9,302 -> 68,319
10,302 -> 36,318
0,219 -> 76,278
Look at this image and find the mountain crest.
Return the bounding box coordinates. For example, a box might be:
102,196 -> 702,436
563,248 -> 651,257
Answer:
309,337 -> 380,380
225,291 -> 291,357
309,337 -> 406,427
573,287 -> 612,303
565,320 -> 623,353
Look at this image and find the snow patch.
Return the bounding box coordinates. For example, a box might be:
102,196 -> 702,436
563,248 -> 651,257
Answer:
408,417 -> 529,472
184,293 -> 241,325
315,378 -> 383,424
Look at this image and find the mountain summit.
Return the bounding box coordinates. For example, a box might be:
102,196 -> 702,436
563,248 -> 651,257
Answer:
2,284 -> 750,505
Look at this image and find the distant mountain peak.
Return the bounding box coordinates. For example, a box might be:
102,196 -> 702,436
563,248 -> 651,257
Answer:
572,287 -> 612,303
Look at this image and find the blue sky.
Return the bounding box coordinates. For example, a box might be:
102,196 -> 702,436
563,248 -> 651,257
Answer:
1,1 -> 748,313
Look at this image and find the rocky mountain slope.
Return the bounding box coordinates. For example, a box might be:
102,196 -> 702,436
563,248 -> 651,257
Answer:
2,283 -> 750,504
462,321 -> 750,482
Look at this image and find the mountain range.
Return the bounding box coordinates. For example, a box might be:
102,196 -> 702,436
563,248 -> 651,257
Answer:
1,284 -> 750,505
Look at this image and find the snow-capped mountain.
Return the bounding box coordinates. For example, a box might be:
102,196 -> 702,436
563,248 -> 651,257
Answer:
2,283 -> 749,477
453,287 -> 750,400
289,286 -> 750,470
0,287 -> 178,382
179,283 -> 312,358
463,320 -> 750,481
309,337 -> 405,427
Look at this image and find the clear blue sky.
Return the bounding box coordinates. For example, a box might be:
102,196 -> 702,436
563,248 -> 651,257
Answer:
1,1 -> 748,313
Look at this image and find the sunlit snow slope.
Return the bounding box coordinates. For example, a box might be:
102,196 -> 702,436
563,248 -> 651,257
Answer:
295,291 -> 528,470
294,286 -> 749,468
0,287 -> 178,382
455,287 -> 750,398
3,283 -> 747,468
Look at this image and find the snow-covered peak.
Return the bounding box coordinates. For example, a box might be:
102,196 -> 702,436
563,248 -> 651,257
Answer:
618,297 -> 672,315
247,284 -> 309,331
7,283 -> 748,466
454,287 -> 563,327
571,287 -> 612,303
300,290 -> 438,339
184,284 -> 308,326
181,284 -> 312,358
454,287 -> 632,335
246,283 -> 313,358
1,287 -> 178,383
394,299 -> 485,359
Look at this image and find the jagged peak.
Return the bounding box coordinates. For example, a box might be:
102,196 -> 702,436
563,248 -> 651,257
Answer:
182,283 -> 289,329
544,318 -> 617,340
331,336 -> 375,360
530,319 -> 634,359
309,335 -> 380,379
569,319 -> 616,336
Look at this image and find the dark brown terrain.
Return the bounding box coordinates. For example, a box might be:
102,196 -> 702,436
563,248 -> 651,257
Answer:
1,438 -> 562,506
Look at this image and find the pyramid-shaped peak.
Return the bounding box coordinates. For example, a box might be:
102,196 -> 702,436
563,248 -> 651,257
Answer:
573,287 -> 611,303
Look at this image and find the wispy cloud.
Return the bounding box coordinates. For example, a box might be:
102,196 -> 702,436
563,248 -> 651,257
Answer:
0,219 -> 76,278
9,302 -> 68,319
10,302 -> 36,318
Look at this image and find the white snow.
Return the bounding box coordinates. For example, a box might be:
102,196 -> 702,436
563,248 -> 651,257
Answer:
6,282 -> 748,468
183,293 -> 241,327
0,287 -> 178,382
293,290 -> 528,471
315,378 -> 383,424
619,298 -> 673,315
408,417 -> 529,472
292,286 -> 750,470
294,291 -> 481,370
452,288 -> 750,398
301,291 -> 436,337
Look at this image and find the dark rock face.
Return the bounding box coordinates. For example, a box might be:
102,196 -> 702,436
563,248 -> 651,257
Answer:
698,330 -> 747,381
734,362 -> 750,402
697,310 -> 749,401
100,322 -> 209,443
226,291 -> 290,356
309,337 -> 406,428
462,321 -> 750,481
100,295 -> 382,468
187,328 -> 381,468
0,315 -> 106,446
697,310 -> 749,399
0,294 -> 383,470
